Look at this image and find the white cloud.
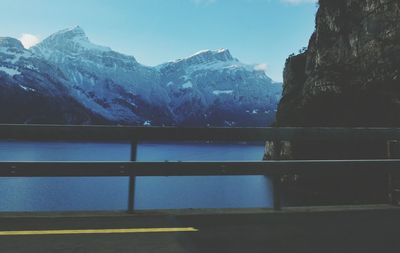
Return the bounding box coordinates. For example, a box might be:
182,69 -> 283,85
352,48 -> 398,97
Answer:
19,34 -> 40,49
254,63 -> 269,72
192,0 -> 216,6
280,0 -> 317,5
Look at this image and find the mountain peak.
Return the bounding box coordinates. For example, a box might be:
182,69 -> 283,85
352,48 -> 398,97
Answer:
33,26 -> 111,53
0,37 -> 25,50
67,25 -> 86,37
185,48 -> 234,64
48,25 -> 88,42
72,25 -> 84,32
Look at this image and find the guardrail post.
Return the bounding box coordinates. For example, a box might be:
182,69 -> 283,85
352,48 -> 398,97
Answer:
128,142 -> 138,213
272,175 -> 282,211
272,139 -> 282,211
387,140 -> 400,206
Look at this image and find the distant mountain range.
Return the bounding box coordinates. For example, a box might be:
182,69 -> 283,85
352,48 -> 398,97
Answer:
0,26 -> 282,127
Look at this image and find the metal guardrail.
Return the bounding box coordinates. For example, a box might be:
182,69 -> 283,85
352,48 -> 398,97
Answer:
0,124 -> 399,212
2,124 -> 400,141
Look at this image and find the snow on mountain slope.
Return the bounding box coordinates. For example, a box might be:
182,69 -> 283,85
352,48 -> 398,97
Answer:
158,49 -> 282,126
0,37 -> 67,96
31,26 -> 173,125
0,37 -> 107,124
1,26 -> 282,126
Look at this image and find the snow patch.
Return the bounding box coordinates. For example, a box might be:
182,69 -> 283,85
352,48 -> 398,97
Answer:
182,81 -> 193,89
0,49 -> 32,64
73,36 -> 111,52
224,121 -> 236,127
0,66 -> 21,77
188,48 -> 228,58
213,90 -> 233,95
187,60 -> 253,73
18,85 -> 36,92
25,64 -> 39,71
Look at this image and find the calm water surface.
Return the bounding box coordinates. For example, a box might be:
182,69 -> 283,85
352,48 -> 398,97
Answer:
0,141 -> 272,211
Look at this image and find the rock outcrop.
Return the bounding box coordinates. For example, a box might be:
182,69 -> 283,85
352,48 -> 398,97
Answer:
277,0 -> 400,127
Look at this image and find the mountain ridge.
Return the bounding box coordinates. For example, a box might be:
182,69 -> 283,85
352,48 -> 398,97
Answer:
0,26 -> 282,126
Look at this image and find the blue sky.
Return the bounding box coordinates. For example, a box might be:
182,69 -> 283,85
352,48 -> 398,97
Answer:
1,0 -> 317,81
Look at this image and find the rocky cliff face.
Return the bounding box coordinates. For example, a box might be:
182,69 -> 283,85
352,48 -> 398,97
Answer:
277,0 -> 400,127
269,0 -> 400,206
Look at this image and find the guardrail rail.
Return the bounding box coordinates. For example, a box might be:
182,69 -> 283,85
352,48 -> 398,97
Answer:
0,124 -> 400,212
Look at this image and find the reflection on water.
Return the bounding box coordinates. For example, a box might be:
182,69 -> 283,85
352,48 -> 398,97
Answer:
0,141 -> 272,211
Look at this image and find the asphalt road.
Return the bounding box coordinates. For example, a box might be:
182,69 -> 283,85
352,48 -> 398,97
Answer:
0,207 -> 399,253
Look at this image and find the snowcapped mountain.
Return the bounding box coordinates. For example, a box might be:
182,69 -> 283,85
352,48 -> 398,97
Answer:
0,37 -> 106,124
0,26 -> 282,126
31,26 -> 173,125
159,48 -> 282,126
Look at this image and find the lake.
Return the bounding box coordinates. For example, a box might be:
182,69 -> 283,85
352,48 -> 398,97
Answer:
0,141 -> 272,211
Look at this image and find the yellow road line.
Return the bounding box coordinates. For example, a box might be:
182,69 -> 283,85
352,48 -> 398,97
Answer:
0,227 -> 198,236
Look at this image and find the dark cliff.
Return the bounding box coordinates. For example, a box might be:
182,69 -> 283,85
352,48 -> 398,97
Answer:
277,0 -> 400,127
270,0 -> 400,206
